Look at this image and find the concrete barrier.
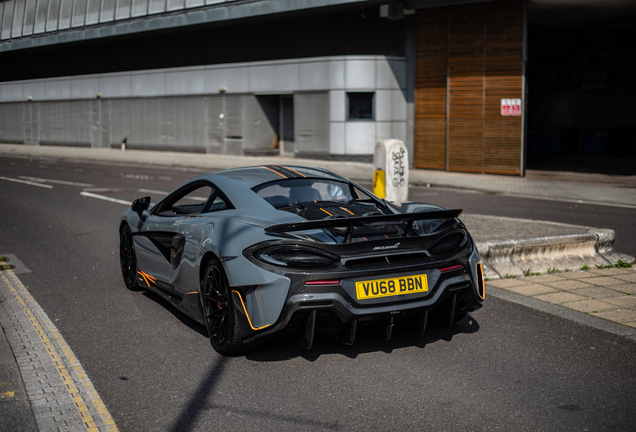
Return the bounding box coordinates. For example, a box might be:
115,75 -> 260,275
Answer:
373,139 -> 408,204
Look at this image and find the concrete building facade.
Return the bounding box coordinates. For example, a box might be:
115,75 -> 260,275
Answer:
1,0 -> 634,174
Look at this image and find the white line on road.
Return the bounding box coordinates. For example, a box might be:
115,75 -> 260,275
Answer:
138,188 -> 169,195
80,191 -> 130,205
19,175 -> 94,187
0,176 -> 53,188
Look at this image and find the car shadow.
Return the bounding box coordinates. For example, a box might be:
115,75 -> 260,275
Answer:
141,289 -> 208,337
244,314 -> 481,363
137,287 -> 481,361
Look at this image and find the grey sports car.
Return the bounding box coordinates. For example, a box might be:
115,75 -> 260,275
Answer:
119,165 -> 485,354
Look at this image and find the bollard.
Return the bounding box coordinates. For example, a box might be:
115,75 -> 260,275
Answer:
373,139 -> 409,204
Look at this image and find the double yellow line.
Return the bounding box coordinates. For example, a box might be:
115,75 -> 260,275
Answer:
0,270 -> 119,431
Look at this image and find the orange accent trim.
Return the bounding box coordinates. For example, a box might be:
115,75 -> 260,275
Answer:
232,290 -> 272,331
259,166 -> 287,178
139,270 -> 156,282
186,291 -> 198,295
339,207 -> 354,215
363,237 -> 368,241
280,166 -> 306,178
138,271 -> 151,288
320,208 -> 333,216
477,264 -> 486,300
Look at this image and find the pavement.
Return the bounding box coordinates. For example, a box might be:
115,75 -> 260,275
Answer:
1,143 -> 636,431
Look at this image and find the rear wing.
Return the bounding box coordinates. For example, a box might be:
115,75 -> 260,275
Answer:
265,209 -> 463,243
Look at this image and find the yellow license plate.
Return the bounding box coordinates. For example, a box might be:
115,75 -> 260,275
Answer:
355,274 -> 428,300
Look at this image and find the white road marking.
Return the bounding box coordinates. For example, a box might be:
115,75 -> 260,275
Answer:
138,188 -> 169,195
80,191 -> 130,205
19,176 -> 94,187
0,176 -> 53,188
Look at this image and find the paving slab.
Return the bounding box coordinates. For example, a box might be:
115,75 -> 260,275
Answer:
570,286 -> 626,299
534,291 -> 589,304
561,299 -> 617,313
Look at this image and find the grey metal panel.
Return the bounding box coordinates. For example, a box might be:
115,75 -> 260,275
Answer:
0,3 -> 4,40
249,62 -> 299,93
131,0 -> 147,17
0,103 -> 25,143
23,80 -> 46,100
375,90 -> 391,122
71,0 -> 87,27
223,95 -> 243,154
85,0 -> 100,24
204,65 -> 249,94
11,0 -> 25,38
299,60 -> 329,91
101,73 -> 131,97
71,76 -> 100,99
108,97 -> 132,145
185,0 -> 203,8
22,0 -> 37,36
294,91 -> 329,154
205,95 -> 224,152
34,0 -> 48,33
58,0 -> 73,28
131,71 -> 164,96
167,0 -> 184,12
115,0 -> 132,19
46,0 -> 60,31
345,121 -> 375,154
243,95 -> 277,152
165,69 -> 204,95
24,101 -> 38,145
45,79 -> 71,99
169,96 -> 205,148
329,90 -> 345,122
1,1 -> 14,40
345,58 -> 376,90
148,0 -> 165,14
223,94 -> 243,139
100,0 -> 116,22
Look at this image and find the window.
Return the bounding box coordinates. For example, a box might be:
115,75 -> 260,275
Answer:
154,182 -> 230,216
347,92 -> 374,121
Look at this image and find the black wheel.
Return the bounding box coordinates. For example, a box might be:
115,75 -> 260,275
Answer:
201,260 -> 243,354
119,225 -> 141,291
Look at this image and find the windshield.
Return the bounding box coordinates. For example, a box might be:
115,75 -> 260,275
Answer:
253,179 -> 354,207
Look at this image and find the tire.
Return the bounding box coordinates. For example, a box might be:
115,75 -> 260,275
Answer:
201,259 -> 243,355
120,225 -> 141,291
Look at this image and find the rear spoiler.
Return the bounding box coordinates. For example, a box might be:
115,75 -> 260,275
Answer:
265,209 -> 463,243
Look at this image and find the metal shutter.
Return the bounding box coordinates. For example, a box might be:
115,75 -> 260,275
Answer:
294,91 -> 329,155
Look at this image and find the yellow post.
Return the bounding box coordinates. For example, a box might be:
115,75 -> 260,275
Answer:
373,169 -> 386,199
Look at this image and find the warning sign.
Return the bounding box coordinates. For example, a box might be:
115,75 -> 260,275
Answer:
511,99 -> 521,116
501,99 -> 511,116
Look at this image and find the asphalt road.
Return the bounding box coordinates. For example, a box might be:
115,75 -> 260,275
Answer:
1,155 -> 636,431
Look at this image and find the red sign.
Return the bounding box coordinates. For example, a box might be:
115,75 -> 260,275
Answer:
501,99 -> 511,116
511,99 -> 521,116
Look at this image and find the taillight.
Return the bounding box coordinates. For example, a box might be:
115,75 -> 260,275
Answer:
256,246 -> 340,268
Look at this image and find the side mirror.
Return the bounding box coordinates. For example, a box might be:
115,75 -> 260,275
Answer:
132,196 -> 151,217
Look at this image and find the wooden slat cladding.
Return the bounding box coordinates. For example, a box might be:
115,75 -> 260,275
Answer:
448,3 -> 485,173
414,9 -> 447,170
414,0 -> 524,175
484,0 -> 523,175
